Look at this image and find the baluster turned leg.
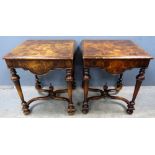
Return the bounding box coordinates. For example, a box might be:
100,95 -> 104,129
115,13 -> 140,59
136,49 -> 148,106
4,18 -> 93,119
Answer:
72,56 -> 76,89
117,73 -> 123,86
66,69 -> 76,115
10,68 -> 30,115
127,68 -> 145,114
35,75 -> 42,90
72,68 -> 76,89
82,68 -> 90,114
116,73 -> 123,91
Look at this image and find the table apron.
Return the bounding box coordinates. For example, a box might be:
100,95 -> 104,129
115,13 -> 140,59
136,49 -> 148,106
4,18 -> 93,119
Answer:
5,59 -> 73,75
83,59 -> 150,74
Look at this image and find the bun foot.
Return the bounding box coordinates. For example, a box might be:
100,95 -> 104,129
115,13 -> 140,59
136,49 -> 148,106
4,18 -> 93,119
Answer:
126,109 -> 133,115
127,101 -> 135,115
22,103 -> 31,115
68,105 -> 76,115
82,103 -> 89,114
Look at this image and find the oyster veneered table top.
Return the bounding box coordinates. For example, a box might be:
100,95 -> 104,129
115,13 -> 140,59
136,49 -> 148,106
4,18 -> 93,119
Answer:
82,40 -> 153,59
4,40 -> 75,60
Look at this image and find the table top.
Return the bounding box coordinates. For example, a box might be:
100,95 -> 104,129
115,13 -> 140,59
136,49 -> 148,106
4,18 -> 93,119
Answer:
82,40 -> 153,59
4,40 -> 75,60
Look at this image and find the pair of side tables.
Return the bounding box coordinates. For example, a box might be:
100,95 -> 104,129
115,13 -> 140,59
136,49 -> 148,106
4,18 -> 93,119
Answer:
3,40 -> 153,115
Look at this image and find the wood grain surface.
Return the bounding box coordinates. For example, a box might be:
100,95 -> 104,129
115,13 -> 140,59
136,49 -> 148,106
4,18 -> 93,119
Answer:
82,40 -> 153,59
4,40 -> 75,60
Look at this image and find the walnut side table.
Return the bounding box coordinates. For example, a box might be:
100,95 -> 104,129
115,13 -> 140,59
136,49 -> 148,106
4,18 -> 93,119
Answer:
4,40 -> 76,115
81,40 -> 153,114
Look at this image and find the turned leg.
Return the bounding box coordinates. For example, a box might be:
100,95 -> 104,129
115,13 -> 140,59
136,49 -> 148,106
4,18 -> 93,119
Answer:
10,68 -> 30,115
72,56 -> 76,89
72,68 -> 76,89
127,68 -> 145,114
66,69 -> 75,115
82,68 -> 90,114
35,75 -> 42,90
116,73 -> 123,91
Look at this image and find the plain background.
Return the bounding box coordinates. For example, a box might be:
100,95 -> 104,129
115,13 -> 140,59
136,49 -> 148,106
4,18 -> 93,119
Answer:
0,0 -> 155,155
1,36 -> 155,87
